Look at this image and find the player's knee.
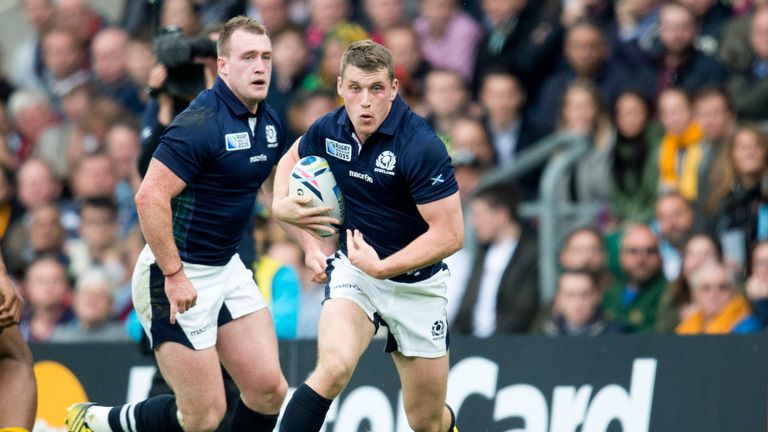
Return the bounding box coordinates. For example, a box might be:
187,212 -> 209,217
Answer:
242,374 -> 287,412
179,399 -> 226,432
316,357 -> 355,394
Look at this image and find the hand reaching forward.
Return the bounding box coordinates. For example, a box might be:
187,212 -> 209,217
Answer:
273,195 -> 341,238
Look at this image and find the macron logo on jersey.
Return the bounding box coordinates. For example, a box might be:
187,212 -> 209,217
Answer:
225,132 -> 251,151
326,138 -> 352,161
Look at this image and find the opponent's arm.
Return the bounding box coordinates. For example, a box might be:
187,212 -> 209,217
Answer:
0,249 -> 22,328
135,158 -> 196,323
347,191 -> 464,280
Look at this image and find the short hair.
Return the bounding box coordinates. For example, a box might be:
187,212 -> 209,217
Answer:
217,16 -> 269,57
689,261 -> 736,292
339,40 -> 395,81
692,86 -> 734,114
7,88 -> 50,121
472,183 -> 520,222
80,196 -> 118,216
75,267 -> 115,294
558,268 -> 599,291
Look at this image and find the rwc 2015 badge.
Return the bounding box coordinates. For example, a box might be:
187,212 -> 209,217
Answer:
326,138 -> 352,161
225,132 -> 251,151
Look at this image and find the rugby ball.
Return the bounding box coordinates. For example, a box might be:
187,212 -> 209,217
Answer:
288,156 -> 345,236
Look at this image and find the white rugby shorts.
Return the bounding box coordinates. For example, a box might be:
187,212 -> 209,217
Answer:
325,252 -> 450,358
132,245 -> 267,350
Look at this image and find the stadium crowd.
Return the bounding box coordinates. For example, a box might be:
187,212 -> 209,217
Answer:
4,0 -> 768,343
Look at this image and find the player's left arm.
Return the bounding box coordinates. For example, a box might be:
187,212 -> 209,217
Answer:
347,191 -> 464,279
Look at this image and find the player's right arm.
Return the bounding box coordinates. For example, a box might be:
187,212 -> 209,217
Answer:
135,158 -> 196,324
273,138 -> 339,281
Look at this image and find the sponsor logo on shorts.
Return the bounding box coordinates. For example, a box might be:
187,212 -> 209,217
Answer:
333,283 -> 363,293
349,170 -> 373,183
326,138 -> 352,161
431,320 -> 445,340
225,132 -> 251,151
190,323 -> 211,336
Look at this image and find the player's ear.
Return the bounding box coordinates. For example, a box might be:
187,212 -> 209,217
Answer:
390,78 -> 399,102
337,76 -> 343,98
217,56 -> 227,76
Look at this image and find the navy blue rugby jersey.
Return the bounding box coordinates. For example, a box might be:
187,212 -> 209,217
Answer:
153,78 -> 287,265
299,94 -> 458,259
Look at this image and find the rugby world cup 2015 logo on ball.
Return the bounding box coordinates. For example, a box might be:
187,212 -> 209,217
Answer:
288,156 -> 345,237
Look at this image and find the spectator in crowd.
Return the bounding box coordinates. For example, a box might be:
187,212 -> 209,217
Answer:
382,24 -> 430,104
247,0 -> 292,34
286,90 -> 337,142
692,87 -> 736,206
610,90 -> 661,224
679,0 -> 732,55
453,183 -> 540,335
424,68 -> 470,140
449,117 -> 495,203
656,232 -> 722,332
125,36 -> 155,100
14,158 -> 61,213
614,0 -> 661,48
655,191 -> 696,281
90,27 -> 145,116
160,0 -> 201,37
559,226 -> 611,290
268,25 -> 311,121
19,256 -> 74,342
657,87 -> 704,201
302,22 -> 369,95
444,118 -> 495,322
363,0 -> 406,44
305,0 -> 351,50
252,236 -> 302,340
36,82 -> 94,179
603,223 -> 667,332
479,69 -> 543,179
62,153 -> 118,237
726,6 -> 768,121
105,122 -> 141,237
55,0 -> 105,48
474,0 -> 562,96
4,203 -> 67,279
559,0 -> 615,29
542,269 -> 624,336
534,21 -> 641,133
414,0 -> 483,82
745,240 -> 768,327
66,197 -> 124,286
705,124 -> 768,270
621,2 -> 728,96
552,80 -> 615,205
39,25 -> 90,111
50,267 -> 130,342
7,88 -> 59,165
676,261 -> 761,334
10,0 -> 54,92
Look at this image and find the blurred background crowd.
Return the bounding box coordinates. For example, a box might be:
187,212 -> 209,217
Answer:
3,0 -> 768,345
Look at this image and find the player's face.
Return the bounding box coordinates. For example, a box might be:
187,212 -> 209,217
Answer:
218,29 -> 272,111
338,65 -> 398,143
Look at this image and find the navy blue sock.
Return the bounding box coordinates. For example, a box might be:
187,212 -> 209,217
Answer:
446,404 -> 456,431
228,398 -> 278,432
107,395 -> 184,432
278,384 -> 333,432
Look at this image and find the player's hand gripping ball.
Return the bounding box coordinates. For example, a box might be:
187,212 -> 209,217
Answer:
288,156 -> 345,237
